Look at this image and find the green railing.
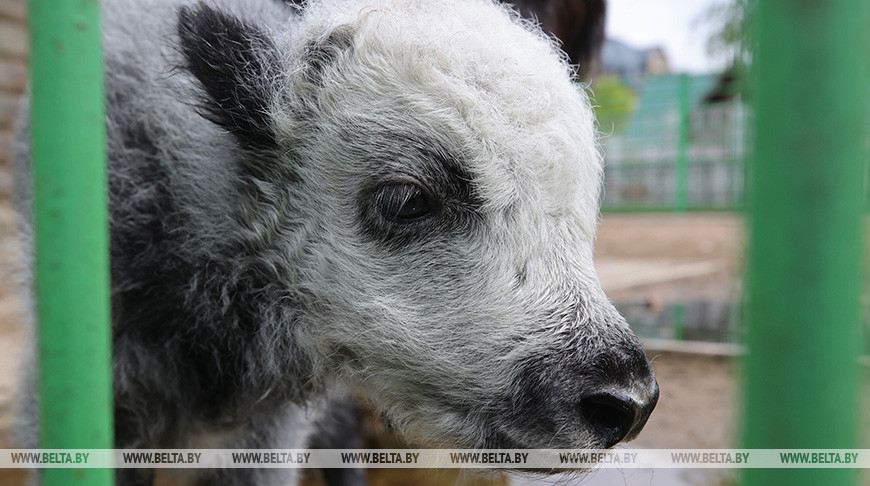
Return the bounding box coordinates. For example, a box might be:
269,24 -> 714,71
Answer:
600,74 -> 748,212
618,300 -> 743,345
28,0 -> 114,485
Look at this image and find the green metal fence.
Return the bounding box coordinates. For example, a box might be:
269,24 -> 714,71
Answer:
600,73 -> 748,212
617,299 -> 743,345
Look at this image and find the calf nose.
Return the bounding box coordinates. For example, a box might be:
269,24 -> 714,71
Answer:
581,380 -> 659,448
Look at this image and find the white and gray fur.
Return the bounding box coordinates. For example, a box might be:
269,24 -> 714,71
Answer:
14,0 -> 658,484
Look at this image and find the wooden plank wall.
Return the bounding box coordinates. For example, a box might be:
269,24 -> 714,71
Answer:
0,0 -> 26,198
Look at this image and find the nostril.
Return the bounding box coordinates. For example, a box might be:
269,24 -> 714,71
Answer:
581,392 -> 639,448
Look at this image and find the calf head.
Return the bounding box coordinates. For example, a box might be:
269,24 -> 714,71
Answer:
177,0 -> 657,450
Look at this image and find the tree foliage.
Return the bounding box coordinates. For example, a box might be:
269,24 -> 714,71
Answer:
590,75 -> 637,134
696,0 -> 751,68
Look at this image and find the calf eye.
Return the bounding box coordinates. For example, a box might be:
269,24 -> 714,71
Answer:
375,182 -> 436,222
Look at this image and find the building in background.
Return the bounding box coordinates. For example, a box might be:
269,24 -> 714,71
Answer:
600,38 -> 670,86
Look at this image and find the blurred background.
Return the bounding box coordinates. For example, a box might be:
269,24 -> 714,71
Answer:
0,0 -> 866,485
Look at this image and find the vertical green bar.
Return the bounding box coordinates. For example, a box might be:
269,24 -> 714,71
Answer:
674,73 -> 690,211
671,304 -> 684,341
29,0 -> 114,485
744,1 -> 865,485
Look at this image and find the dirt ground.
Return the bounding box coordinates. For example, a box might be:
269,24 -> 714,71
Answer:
595,213 -> 743,451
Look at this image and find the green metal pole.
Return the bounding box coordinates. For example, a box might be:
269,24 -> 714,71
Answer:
29,0 -> 114,484
671,303 -> 684,341
674,73 -> 690,212
744,1 -> 866,485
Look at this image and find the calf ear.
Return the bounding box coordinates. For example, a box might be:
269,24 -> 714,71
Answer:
177,3 -> 280,152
